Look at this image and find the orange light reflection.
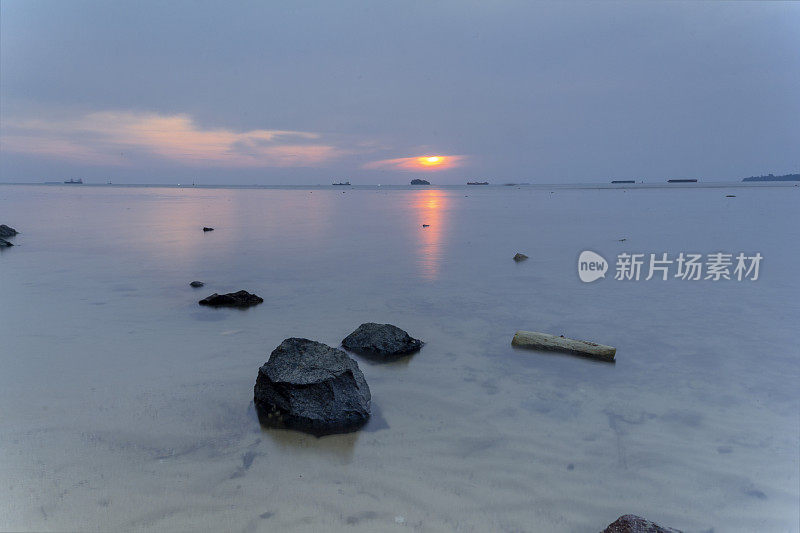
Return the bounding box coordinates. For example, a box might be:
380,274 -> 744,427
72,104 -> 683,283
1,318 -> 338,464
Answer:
411,189 -> 450,280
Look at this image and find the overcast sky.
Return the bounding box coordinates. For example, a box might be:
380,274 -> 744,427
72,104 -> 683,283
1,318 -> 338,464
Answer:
1,1 -> 798,184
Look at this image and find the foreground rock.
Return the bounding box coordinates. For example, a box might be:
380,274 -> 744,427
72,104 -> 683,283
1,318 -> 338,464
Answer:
254,338 -> 371,434
198,290 -> 263,307
513,252 -> 528,262
601,514 -> 681,533
0,225 -> 18,238
342,323 -> 423,358
0,238 -> 13,247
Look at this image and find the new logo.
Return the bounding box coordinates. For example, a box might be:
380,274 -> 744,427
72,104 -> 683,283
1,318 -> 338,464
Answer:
578,250 -> 608,282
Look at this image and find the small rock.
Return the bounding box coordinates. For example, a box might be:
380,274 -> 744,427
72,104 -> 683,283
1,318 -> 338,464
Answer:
726,195 -> 736,197
601,514 -> 681,533
203,227 -> 214,232
199,290 -> 263,307
0,238 -> 13,247
0,225 -> 18,238
422,224 -> 430,227
254,338 -> 371,434
342,323 -> 423,358
189,281 -> 205,288
513,253 -> 528,262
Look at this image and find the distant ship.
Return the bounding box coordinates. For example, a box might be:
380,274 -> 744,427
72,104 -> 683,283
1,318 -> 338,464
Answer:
332,180 -> 351,186
467,181 -> 489,185
667,179 -> 697,183
64,178 -> 83,184
611,180 -> 635,184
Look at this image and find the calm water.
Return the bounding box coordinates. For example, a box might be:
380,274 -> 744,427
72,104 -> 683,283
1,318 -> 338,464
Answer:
1,184 -> 798,532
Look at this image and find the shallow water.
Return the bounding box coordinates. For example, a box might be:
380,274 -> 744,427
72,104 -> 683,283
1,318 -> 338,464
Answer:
0,184 -> 798,532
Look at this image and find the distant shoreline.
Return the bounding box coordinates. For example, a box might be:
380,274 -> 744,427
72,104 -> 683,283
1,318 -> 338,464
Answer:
1,181 -> 797,190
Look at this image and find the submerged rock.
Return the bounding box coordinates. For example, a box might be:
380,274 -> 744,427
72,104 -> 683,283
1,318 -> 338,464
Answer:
189,281 -> 205,288
198,290 -> 263,307
601,514 -> 681,533
254,338 -> 371,434
342,322 -> 423,358
0,225 -> 18,238
0,238 -> 13,247
513,252 -> 529,262
203,227 -> 214,232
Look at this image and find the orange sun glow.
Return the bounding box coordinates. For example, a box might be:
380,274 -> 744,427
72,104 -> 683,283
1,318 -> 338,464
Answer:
418,155 -> 444,166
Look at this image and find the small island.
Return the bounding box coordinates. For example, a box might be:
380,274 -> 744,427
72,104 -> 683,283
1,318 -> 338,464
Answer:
742,173 -> 800,182
410,178 -> 430,185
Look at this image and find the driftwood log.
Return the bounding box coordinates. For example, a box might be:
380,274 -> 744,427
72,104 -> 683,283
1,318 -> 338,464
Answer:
512,330 -> 616,362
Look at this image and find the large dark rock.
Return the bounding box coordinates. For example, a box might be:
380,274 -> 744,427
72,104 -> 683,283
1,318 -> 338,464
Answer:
601,515 -> 681,533
342,323 -> 423,358
0,238 -> 13,247
0,225 -> 18,238
254,338 -> 371,435
198,290 -> 263,307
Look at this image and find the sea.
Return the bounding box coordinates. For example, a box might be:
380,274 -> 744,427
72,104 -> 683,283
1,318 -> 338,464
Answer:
1,182 -> 798,532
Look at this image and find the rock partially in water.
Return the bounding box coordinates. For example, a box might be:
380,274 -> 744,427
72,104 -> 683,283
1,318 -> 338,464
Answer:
189,281 -> 205,288
202,227 -> 214,232
342,322 -> 423,358
254,338 -> 371,435
513,252 -> 529,262
198,290 -> 263,307
0,238 -> 13,247
601,514 -> 681,533
0,225 -> 18,238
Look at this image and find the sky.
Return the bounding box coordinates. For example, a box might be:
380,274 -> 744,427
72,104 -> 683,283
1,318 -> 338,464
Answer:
1,0 -> 799,184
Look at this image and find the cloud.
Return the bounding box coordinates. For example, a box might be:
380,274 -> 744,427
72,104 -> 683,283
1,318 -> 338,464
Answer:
1,111 -> 343,167
363,155 -> 467,171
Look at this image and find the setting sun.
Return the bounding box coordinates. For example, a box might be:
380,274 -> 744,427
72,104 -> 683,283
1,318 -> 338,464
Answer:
419,156 -> 444,166
363,154 -> 465,171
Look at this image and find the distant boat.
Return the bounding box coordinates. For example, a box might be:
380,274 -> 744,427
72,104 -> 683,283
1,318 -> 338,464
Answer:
64,178 -> 83,184
332,181 -> 351,186
467,181 -> 489,185
667,179 -> 697,183
611,180 -> 635,184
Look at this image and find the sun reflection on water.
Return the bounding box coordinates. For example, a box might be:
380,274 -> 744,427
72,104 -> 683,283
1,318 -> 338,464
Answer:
411,189 -> 450,280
